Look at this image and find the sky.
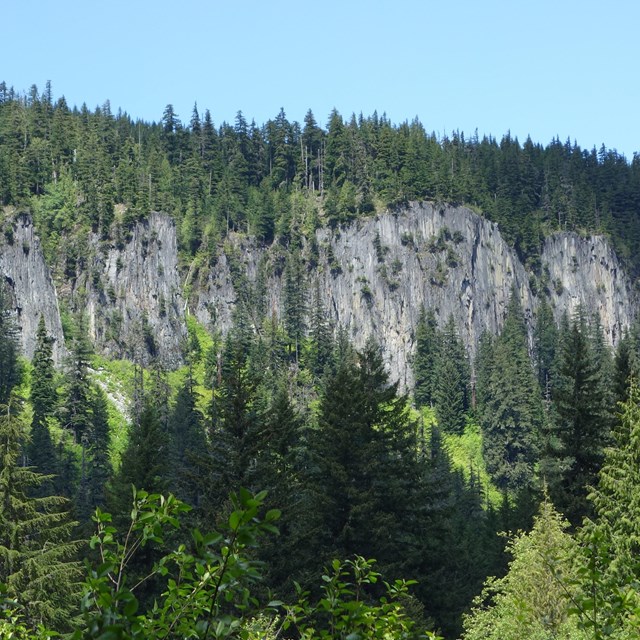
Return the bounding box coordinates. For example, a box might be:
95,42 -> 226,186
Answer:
2,0 -> 639,158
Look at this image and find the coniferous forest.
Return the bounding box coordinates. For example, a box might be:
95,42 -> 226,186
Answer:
2,82 -> 640,638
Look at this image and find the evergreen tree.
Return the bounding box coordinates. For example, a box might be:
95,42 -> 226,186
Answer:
481,290 -> 544,491
551,308 -> 613,524
85,387 -> 111,515
28,316 -> 59,493
282,249 -> 307,362
249,382 -> 306,593
109,398 -> 168,527
411,424 -> 491,636
168,375 -> 206,510
0,289 -> 82,630
612,330 -> 635,406
0,397 -> 83,631
473,330 -> 495,416
306,276 -> 333,379
205,326 -> 260,520
304,338 -> 419,581
462,499 -> 583,640
413,307 -> 439,408
564,383 -> 640,637
62,316 -> 93,445
434,315 -> 469,434
588,381 -> 640,588
0,284 -> 21,406
534,296 -> 558,397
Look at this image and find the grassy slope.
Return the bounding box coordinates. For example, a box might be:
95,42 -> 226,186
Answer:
419,406 -> 502,508
91,314 -> 215,469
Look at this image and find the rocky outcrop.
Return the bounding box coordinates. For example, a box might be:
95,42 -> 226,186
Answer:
542,233 -> 632,345
0,215 -> 66,362
1,203 -> 636,385
75,212 -> 187,366
196,202 -> 637,386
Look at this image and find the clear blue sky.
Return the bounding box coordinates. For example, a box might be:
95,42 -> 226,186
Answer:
3,0 -> 639,157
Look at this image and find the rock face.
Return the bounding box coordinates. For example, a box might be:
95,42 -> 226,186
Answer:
542,233 -> 632,346
1,203 -> 636,385
0,215 -> 66,362
75,212 -> 187,366
196,202 -> 637,386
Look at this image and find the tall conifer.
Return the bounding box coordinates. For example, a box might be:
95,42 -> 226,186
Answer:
481,290 -> 543,490
28,316 -> 59,492
413,307 -> 439,408
434,315 -> 469,434
551,307 -> 612,524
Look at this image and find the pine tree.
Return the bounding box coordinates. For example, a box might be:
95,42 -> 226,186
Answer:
612,330 -> 635,406
249,381 -> 306,592
306,277 -> 333,379
283,249 -> 307,363
0,289 -> 81,630
534,296 -> 558,397
462,499 -> 581,640
474,330 -> 495,416
411,425 -> 475,636
62,315 -> 93,445
205,326 -> 260,519
588,380 -> 640,586
564,382 -> 640,638
85,387 -> 111,515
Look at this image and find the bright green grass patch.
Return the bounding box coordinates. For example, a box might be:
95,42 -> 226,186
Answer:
90,356 -> 139,468
420,406 -> 502,508
186,313 -> 215,355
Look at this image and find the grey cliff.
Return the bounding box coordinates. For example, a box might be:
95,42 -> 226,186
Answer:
1,203 -> 636,387
0,215 -> 66,363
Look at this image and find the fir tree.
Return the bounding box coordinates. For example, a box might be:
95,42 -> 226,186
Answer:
251,381 -> 306,592
168,374 -> 206,509
283,250 -> 307,363
434,315 -> 469,434
109,398 -> 169,527
412,425 -> 482,636
0,397 -> 83,631
305,338 -> 419,581
612,330 -> 635,406
85,387 -> 111,515
534,296 -> 558,397
0,284 -> 21,406
473,330 -> 495,416
28,316 -> 59,493
462,499 -> 582,640
62,315 -> 93,445
413,307 -> 439,408
551,308 -> 613,524
481,291 -> 544,490
587,381 -> 640,588
306,276 -> 333,379
205,326 -> 260,519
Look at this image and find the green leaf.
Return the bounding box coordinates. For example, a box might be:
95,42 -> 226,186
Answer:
229,510 -> 242,530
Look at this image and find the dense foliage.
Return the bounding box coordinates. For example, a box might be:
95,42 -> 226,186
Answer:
1,82 -> 640,278
2,84 -> 640,638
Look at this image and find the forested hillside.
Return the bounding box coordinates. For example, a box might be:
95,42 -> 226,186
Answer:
2,83 -> 640,639
1,81 -> 640,275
